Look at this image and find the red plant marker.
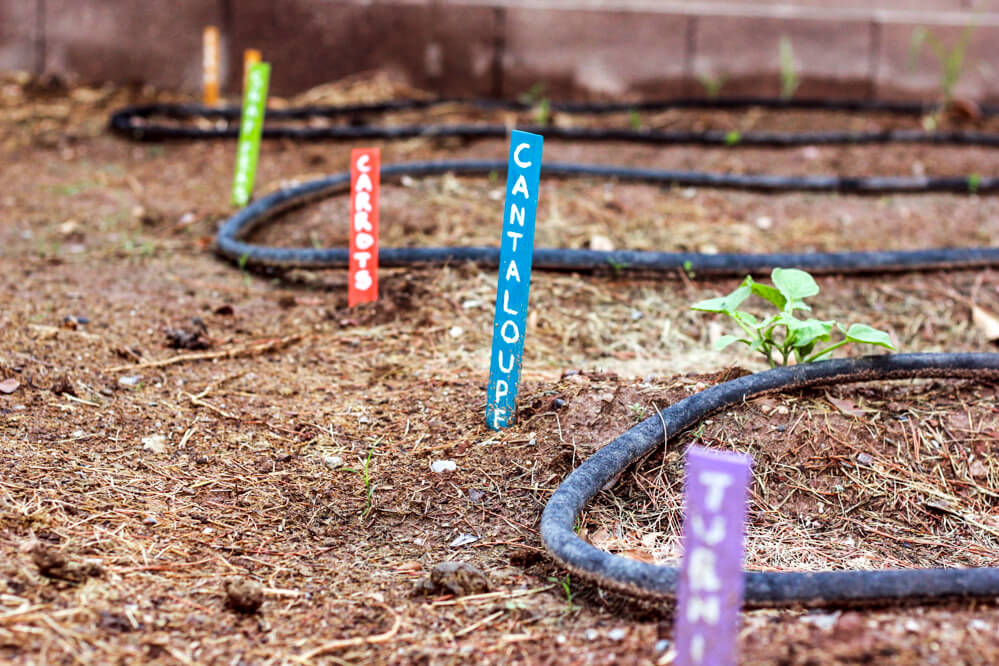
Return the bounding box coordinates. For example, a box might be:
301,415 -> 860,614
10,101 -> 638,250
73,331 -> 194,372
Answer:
348,148 -> 380,307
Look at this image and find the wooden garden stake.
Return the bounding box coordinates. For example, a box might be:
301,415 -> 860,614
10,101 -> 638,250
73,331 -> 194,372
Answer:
486,130 -> 543,430
348,148 -> 380,307
243,49 -> 261,92
202,26 -> 220,106
674,445 -> 752,666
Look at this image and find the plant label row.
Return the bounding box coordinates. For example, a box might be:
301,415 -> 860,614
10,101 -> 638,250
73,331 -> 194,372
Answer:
231,62 -> 270,207
349,148 -> 380,307
202,26 -> 220,106
486,130 -> 543,430
674,445 -> 752,666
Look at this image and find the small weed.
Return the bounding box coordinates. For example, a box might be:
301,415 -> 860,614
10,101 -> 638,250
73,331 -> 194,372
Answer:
724,130 -> 742,146
548,574 -> 576,612
682,260 -> 696,279
519,82 -> 552,125
310,232 -> 323,249
628,109 -> 642,130
238,253 -> 252,287
606,257 -> 630,276
629,402 -> 647,422
969,173 -> 982,194
779,36 -> 799,100
908,24 -> 976,106
697,73 -> 727,99
692,267 -> 895,367
342,442 -> 378,519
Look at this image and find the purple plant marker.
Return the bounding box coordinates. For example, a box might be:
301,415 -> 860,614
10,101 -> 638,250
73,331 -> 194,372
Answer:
674,445 -> 753,666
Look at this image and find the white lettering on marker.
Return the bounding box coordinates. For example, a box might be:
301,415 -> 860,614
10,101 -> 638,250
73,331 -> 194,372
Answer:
498,350 -> 515,373
688,547 -> 721,591
686,595 -> 720,624
691,515 -> 726,546
502,289 -> 518,316
510,204 -> 525,227
500,320 -> 519,344
355,232 -> 374,251
353,251 -> 371,269
505,259 -> 521,282
356,154 -> 371,172
511,174 -> 530,199
699,471 -> 734,512
355,172 -> 373,192
513,142 -> 532,168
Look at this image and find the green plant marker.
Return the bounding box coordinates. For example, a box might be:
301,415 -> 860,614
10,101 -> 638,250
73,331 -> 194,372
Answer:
231,62 -> 271,207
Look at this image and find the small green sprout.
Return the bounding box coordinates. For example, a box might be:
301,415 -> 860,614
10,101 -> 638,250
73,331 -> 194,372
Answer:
968,173 -> 982,194
908,24 -> 976,106
628,108 -> 642,130
548,574 -> 576,612
724,130 -> 742,146
697,73 -> 727,99
779,36 -> 799,100
691,268 -> 895,368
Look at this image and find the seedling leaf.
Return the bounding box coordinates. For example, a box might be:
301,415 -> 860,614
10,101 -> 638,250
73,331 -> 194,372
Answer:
844,323 -> 895,349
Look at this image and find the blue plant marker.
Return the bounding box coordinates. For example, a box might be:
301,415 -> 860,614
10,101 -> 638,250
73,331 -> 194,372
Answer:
486,130 -> 543,430
674,445 -> 753,666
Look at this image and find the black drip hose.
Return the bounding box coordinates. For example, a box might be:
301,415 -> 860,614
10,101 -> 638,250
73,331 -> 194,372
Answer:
216,160 -> 999,275
541,353 -> 999,607
110,96 -> 999,145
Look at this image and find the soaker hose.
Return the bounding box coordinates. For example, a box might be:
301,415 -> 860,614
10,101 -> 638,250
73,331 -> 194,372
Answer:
216,160 -> 999,275
541,352 -> 999,607
110,96 -> 999,145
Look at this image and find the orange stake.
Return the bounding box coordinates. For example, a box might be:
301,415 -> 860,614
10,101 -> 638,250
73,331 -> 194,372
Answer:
203,26 -> 220,106
243,49 -> 261,92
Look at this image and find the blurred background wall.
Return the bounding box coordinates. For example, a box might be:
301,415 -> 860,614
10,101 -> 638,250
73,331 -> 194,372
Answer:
2,0 -> 998,101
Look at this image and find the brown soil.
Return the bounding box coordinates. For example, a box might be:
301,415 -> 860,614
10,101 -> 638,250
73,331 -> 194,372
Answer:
3,73 -> 999,664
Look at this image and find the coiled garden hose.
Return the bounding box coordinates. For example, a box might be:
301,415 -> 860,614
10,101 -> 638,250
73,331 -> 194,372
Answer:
216,160 -> 999,275
541,353 -> 999,607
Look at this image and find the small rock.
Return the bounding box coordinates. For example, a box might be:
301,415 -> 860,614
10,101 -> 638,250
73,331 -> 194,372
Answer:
224,578 -> 264,614
449,533 -> 480,548
424,561 -> 490,597
118,375 -> 141,387
448,326 -> 464,338
970,459 -> 989,479
323,455 -> 344,470
584,629 -> 599,641
589,235 -> 614,252
856,452 -> 874,465
608,628 -> 627,641
803,611 -> 840,631
143,515 -> 158,526
755,216 -> 773,230
431,460 -> 457,473
654,639 -> 671,653
164,318 -> 211,350
141,435 -> 167,454
31,544 -> 104,583
461,300 -> 482,309
0,378 -> 20,394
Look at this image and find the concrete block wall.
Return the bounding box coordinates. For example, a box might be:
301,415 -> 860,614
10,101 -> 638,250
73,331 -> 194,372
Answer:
2,0 -> 999,101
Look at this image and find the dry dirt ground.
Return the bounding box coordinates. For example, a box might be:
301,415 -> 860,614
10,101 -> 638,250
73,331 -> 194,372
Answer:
4,73 -> 999,664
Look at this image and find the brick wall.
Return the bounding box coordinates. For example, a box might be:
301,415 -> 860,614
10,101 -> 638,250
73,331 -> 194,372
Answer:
2,0 -> 998,101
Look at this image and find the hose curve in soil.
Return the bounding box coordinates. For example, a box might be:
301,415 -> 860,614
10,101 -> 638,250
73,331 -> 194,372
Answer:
541,352 -> 999,607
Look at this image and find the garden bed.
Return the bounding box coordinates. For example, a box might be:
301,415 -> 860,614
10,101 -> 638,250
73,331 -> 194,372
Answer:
2,73 -> 999,663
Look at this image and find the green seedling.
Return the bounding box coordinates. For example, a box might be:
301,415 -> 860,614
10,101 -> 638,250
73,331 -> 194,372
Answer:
691,268 -> 895,368
238,252 -> 252,287
548,574 -> 576,612
725,130 -> 742,146
342,442 -> 378,519
606,257 -> 630,276
908,25 -> 976,107
629,402 -> 647,421
519,82 -> 552,125
682,260 -> 696,279
969,173 -> 982,194
628,108 -> 642,130
779,36 -> 799,100
697,73 -> 727,99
